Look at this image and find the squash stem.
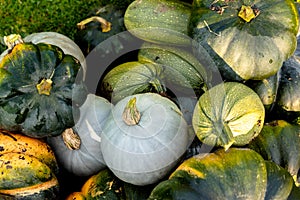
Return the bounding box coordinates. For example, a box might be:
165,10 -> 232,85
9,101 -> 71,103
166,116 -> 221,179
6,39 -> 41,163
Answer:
3,34 -> 24,50
77,16 -> 112,32
238,5 -> 260,22
122,97 -> 141,126
218,122 -> 235,151
149,78 -> 166,95
62,128 -> 81,150
36,78 -> 53,96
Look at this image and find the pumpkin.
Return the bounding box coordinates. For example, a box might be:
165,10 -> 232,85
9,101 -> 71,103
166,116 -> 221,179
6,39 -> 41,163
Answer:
101,93 -> 190,185
248,120 -> 300,186
0,130 -> 59,199
148,148 -> 269,200
0,34 -> 87,138
270,53 -> 300,124
0,129 -> 59,174
265,161 -> 294,200
0,32 -> 87,80
288,183 -> 300,200
245,71 -> 280,118
189,0 -> 299,81
124,0 -> 192,46
192,82 -> 265,150
66,168 -> 153,200
75,4 -> 136,56
100,61 -> 167,104
137,42 -> 210,97
149,148 -> 295,200
47,93 -> 113,177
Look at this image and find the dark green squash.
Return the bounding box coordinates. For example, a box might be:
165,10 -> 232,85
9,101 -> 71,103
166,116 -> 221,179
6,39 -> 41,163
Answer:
270,54 -> 300,124
148,148 -> 295,200
148,148 -> 268,200
245,71 -> 280,117
75,4 -> 136,56
248,120 -> 300,186
66,168 -> 154,200
265,161 -> 294,200
189,0 -> 299,81
0,36 -> 87,138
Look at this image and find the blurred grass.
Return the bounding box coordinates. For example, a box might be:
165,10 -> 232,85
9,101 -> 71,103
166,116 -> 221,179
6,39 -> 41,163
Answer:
0,0 -> 107,52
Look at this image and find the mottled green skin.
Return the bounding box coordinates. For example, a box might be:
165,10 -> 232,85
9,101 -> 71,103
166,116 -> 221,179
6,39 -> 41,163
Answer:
0,42 -> 87,138
265,161 -> 294,200
149,148 -> 268,200
124,0 -> 192,46
192,82 -> 265,149
249,120 -> 300,186
138,43 -> 209,97
100,61 -> 166,104
190,0 -> 299,81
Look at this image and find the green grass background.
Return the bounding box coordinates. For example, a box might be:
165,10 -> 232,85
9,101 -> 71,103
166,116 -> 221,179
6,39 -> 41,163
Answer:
0,0 -> 134,52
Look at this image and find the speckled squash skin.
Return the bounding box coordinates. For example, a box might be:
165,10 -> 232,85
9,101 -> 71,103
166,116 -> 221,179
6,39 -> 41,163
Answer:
124,0 -> 192,46
192,82 -> 265,150
189,0 -> 299,81
149,148 -> 268,200
0,152 -> 59,199
0,130 -> 59,174
0,42 -> 87,138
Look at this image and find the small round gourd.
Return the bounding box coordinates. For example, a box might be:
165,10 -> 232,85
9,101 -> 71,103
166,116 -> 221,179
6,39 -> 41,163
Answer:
101,93 -> 190,186
47,94 -> 113,176
192,82 -> 265,150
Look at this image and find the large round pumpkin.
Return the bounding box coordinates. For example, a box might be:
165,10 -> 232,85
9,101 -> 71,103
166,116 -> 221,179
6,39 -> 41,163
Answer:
0,34 -> 87,138
148,148 -> 294,200
192,82 -> 265,150
101,93 -> 190,185
149,148 -> 267,199
189,0 -> 299,81
47,94 -> 113,176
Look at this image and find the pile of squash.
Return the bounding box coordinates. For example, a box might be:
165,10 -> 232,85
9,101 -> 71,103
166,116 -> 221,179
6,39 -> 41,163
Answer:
1,0 -> 300,199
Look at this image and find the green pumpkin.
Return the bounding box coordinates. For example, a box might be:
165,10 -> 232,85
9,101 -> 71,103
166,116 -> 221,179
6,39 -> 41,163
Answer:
248,120 -> 300,186
189,0 -> 299,81
265,161 -> 294,200
245,71 -> 280,117
270,54 -> 300,124
100,61 -> 167,104
0,36 -> 87,138
148,148 -> 268,200
192,82 -> 265,150
124,0 -> 192,46
75,4 -> 137,56
66,168 -> 153,200
138,42 -> 210,97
